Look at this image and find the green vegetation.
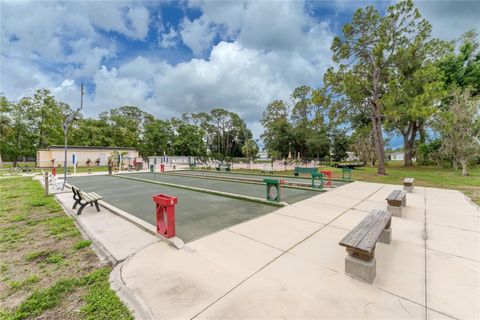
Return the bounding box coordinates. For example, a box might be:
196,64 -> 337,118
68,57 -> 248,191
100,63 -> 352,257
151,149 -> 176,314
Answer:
0,177 -> 132,319
74,240 -> 93,250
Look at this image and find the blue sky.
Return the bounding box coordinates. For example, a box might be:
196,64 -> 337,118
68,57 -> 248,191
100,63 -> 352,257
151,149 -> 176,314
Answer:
1,0 -> 479,147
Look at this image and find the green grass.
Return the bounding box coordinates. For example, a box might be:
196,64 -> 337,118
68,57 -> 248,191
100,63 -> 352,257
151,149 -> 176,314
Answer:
74,240 -> 92,250
233,161 -> 480,205
0,177 -> 132,319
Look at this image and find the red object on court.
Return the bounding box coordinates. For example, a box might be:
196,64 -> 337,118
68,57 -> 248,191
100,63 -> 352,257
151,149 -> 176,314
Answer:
51,167 -> 56,176
280,179 -> 285,184
160,164 -> 165,172
320,170 -> 332,187
152,194 -> 178,238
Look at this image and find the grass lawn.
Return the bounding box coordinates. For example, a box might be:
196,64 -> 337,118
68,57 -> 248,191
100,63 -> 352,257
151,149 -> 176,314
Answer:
0,177 -> 132,320
234,161 -> 480,205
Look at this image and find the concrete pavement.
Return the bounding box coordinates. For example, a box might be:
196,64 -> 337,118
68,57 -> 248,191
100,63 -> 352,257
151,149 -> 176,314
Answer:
54,179 -> 480,319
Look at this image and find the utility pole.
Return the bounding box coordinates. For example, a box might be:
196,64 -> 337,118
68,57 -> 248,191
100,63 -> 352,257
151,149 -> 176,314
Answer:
61,84 -> 84,190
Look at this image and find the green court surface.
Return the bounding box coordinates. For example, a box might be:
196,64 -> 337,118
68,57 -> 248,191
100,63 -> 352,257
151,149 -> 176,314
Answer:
119,172 -> 321,204
67,174 -> 317,243
167,169 -> 351,188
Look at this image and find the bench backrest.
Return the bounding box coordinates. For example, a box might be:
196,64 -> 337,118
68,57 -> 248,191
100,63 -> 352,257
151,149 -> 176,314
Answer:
294,167 -> 318,174
71,185 -> 87,200
339,209 -> 391,255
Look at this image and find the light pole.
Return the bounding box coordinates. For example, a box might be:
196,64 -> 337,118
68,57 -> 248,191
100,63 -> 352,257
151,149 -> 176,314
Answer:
61,84 -> 84,190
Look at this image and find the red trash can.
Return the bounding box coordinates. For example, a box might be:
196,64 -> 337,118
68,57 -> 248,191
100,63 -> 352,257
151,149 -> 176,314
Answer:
152,194 -> 177,238
160,164 -> 165,173
320,170 -> 332,187
52,167 -> 57,176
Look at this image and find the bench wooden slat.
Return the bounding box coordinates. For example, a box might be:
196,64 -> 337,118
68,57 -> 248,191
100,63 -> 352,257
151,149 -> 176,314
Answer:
386,190 -> 407,207
339,210 -> 391,255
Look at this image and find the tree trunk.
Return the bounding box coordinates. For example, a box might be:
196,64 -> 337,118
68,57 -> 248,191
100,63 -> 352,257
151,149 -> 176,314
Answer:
403,122 -> 417,167
460,159 -> 468,176
371,107 -> 386,175
452,158 -> 458,170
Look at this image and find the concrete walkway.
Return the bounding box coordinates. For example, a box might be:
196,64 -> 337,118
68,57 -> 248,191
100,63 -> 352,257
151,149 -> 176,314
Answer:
54,180 -> 479,319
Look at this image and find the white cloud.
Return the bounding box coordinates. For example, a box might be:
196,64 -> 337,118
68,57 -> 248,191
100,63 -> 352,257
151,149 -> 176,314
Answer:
414,0 -> 480,40
159,27 -> 179,48
1,0 -> 334,138
180,16 -> 217,55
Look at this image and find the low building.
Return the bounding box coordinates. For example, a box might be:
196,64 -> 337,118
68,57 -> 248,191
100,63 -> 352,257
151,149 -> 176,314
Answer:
36,145 -> 139,167
386,151 -> 416,162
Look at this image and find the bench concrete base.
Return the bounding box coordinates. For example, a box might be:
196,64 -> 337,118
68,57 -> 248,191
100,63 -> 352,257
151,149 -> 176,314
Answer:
345,256 -> 376,284
402,198 -> 406,207
387,205 -> 402,217
403,185 -> 414,193
379,227 -> 391,244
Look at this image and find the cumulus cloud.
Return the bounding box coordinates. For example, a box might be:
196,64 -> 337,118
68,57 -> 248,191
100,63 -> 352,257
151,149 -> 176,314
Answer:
8,0 -> 475,140
180,16 -> 217,55
159,27 -> 180,48
415,0 -> 480,40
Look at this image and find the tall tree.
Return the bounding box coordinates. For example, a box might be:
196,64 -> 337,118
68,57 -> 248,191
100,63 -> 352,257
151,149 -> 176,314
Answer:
142,119 -> 174,156
0,97 -> 36,166
438,30 -> 480,96
435,89 -> 479,176
171,118 -> 206,156
260,100 -> 293,158
325,0 -> 430,174
290,86 -> 313,158
383,38 -> 447,166
241,139 -> 259,161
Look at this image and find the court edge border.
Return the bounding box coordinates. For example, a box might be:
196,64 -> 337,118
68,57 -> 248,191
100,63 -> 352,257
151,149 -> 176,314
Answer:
112,174 -> 289,207
164,171 -> 328,192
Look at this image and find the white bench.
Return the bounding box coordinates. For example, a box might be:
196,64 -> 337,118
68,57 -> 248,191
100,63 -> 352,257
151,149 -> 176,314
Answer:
71,185 -> 103,215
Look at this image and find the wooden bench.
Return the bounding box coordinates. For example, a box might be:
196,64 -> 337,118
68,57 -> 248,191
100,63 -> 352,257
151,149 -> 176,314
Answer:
71,185 -> 103,215
385,190 -> 407,217
339,209 -> 392,283
403,178 -> 414,193
294,167 -> 317,176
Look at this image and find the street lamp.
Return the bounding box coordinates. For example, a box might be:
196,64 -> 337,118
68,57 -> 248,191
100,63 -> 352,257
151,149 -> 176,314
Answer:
61,84 -> 84,190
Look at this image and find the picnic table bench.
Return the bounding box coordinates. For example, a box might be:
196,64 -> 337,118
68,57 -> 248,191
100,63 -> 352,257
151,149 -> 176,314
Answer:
339,209 -> 392,283
294,167 -> 317,176
71,185 -> 103,215
403,178 -> 414,193
385,190 -> 407,217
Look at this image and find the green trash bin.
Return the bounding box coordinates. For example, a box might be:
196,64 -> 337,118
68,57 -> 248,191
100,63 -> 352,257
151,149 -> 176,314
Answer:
311,172 -> 323,189
263,178 -> 281,202
342,168 -> 352,180
150,164 -> 154,173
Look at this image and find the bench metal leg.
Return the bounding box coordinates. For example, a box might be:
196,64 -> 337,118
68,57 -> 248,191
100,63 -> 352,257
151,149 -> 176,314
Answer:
72,200 -> 80,209
93,201 -> 100,212
345,255 -> 376,284
77,203 -> 87,215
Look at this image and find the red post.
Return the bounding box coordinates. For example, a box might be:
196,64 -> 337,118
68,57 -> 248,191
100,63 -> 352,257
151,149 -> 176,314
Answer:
152,194 -> 178,238
320,170 -> 332,187
52,167 -> 57,176
160,164 -> 165,173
